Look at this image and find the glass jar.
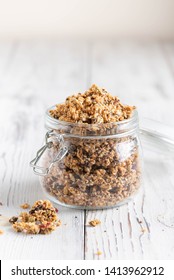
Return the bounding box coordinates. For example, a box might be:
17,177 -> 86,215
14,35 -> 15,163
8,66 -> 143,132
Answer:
30,105 -> 142,209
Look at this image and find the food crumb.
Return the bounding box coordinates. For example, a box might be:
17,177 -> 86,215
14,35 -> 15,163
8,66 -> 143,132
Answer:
9,216 -> 18,224
20,203 -> 30,209
10,200 -> 61,235
0,229 -> 4,234
89,219 -> 101,227
141,228 -> 146,233
96,250 -> 102,256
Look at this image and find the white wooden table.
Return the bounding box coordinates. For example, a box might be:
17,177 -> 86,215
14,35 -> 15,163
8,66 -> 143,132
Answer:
0,41 -> 174,260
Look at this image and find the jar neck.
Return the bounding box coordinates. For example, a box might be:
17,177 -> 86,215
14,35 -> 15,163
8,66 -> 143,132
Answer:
45,106 -> 139,138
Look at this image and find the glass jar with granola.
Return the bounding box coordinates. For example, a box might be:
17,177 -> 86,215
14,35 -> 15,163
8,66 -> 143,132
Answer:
30,85 -> 142,209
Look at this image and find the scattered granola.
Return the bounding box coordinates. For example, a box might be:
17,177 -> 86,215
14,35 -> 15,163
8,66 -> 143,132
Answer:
10,200 -> 61,234
39,84 -> 141,208
9,216 -> 18,224
20,203 -> 30,209
96,250 -> 102,256
0,229 -> 4,234
89,219 -> 101,227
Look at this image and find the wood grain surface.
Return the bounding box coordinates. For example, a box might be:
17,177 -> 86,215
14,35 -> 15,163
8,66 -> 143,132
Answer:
0,41 -> 174,259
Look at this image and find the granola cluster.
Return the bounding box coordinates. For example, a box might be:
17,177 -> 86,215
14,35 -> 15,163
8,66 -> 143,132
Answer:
40,85 -> 141,208
89,219 -> 101,227
9,200 -> 61,234
20,203 -> 30,209
50,84 -> 135,124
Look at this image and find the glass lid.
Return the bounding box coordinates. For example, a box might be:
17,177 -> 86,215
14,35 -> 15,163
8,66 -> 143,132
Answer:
140,118 -> 174,156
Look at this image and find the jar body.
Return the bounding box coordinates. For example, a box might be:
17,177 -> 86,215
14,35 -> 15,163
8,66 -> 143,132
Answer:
39,130 -> 142,209
30,108 -> 142,209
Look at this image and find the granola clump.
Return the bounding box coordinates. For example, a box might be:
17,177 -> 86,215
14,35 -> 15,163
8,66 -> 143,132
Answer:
89,219 -> 101,227
0,229 -> 4,234
9,216 -> 18,224
50,84 -> 135,124
20,203 -> 30,209
10,200 -> 61,234
96,250 -> 102,256
40,85 -> 141,208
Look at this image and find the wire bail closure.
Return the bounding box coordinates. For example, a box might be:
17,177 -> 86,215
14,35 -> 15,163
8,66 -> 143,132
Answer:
30,130 -> 68,176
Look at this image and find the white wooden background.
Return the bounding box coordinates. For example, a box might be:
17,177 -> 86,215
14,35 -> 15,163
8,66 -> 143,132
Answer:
0,41 -> 174,260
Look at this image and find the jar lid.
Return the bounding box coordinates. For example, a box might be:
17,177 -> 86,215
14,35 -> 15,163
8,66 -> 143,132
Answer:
140,118 -> 174,157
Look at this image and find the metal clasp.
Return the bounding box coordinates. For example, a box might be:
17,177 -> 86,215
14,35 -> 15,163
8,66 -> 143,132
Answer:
30,130 -> 68,176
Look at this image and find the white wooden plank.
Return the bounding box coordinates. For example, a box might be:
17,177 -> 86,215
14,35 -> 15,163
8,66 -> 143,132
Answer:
0,41 -> 89,259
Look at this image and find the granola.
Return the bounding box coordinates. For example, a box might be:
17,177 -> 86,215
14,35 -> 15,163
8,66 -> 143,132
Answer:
89,219 -> 101,227
0,229 -> 3,234
40,85 -> 141,208
96,250 -> 102,256
20,203 -> 30,209
10,200 -> 61,234
50,84 -> 135,123
9,216 -> 18,224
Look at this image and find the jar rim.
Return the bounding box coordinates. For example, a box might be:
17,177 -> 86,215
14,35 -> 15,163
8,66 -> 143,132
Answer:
45,104 -> 138,128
